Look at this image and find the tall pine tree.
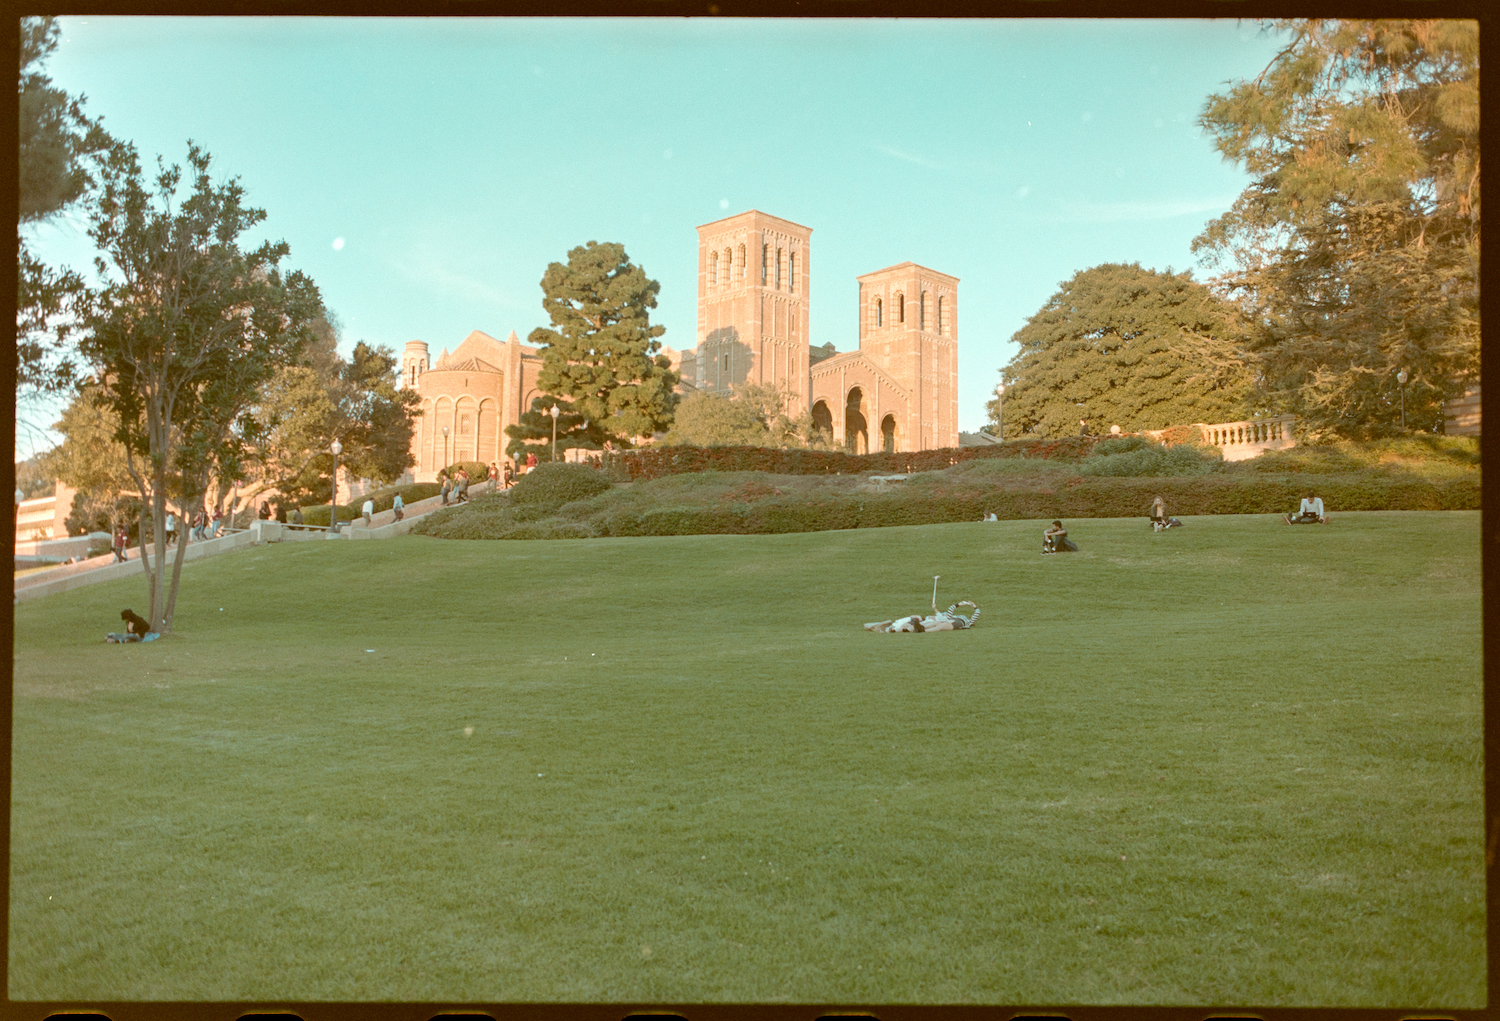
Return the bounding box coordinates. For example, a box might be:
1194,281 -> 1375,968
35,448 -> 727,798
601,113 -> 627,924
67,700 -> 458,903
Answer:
526,241 -> 678,448
1193,19 -> 1479,437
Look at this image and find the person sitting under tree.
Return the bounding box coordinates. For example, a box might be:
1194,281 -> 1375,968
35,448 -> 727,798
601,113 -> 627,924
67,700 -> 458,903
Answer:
1043,520 -> 1079,554
1284,493 -> 1328,525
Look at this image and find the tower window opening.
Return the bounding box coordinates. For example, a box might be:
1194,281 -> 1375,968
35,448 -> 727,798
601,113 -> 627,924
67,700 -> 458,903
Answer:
875,297 -> 883,328
896,293 -> 905,324
709,252 -> 718,288
937,295 -> 945,335
789,252 -> 796,292
920,291 -> 927,331
776,248 -> 783,288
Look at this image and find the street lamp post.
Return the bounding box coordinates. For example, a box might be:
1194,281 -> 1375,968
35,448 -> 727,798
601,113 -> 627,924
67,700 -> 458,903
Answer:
1397,369 -> 1408,431
442,425 -> 450,472
329,439 -> 343,533
549,404 -> 560,462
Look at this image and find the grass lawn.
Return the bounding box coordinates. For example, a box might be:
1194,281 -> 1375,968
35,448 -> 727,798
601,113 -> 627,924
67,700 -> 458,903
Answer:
9,511 -> 1485,1007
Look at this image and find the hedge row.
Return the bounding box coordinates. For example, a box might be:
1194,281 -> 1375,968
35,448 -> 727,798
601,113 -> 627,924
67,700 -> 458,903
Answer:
434,472 -> 1478,540
608,437 -> 1102,480
299,481 -> 442,526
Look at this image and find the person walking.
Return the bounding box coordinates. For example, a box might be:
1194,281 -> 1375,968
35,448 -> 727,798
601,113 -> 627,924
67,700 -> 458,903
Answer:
439,472 -> 451,506
525,451 -> 537,474
489,462 -> 500,494
362,497 -> 374,527
503,461 -> 515,489
210,509 -> 223,538
392,493 -> 404,521
456,469 -> 470,503
191,512 -> 205,542
164,511 -> 177,547
112,526 -> 129,563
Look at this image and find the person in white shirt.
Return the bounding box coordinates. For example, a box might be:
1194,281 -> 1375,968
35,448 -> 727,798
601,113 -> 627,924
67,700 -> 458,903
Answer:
362,498 -> 374,527
1284,493 -> 1328,524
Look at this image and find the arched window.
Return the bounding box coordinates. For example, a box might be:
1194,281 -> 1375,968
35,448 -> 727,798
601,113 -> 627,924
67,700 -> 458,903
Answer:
874,297 -> 883,328
709,252 -> 718,288
920,292 -> 927,331
937,295 -> 945,335
737,244 -> 745,281
725,248 -> 734,285
789,252 -> 796,293
776,248 -> 783,288
895,292 -> 905,324
762,245 -> 769,286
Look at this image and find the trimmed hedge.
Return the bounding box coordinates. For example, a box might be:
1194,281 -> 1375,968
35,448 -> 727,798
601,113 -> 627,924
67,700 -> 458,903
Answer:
508,462 -> 614,508
609,437 -> 1100,480
299,482 -> 442,526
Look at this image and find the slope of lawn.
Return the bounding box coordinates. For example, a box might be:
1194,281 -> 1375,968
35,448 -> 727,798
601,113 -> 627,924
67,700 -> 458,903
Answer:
415,435 -> 1481,540
9,511 -> 1485,1007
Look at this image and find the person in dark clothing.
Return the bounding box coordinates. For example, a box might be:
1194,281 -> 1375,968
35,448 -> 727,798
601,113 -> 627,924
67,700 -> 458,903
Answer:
120,608 -> 152,639
1042,520 -> 1079,554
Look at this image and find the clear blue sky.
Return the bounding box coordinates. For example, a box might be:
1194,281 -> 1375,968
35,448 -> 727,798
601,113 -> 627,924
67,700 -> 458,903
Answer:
23,16 -> 1285,457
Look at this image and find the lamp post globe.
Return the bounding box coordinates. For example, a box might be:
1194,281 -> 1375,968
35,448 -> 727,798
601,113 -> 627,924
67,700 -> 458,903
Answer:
1397,370 -> 1408,430
329,439 -> 343,533
549,404 -> 560,462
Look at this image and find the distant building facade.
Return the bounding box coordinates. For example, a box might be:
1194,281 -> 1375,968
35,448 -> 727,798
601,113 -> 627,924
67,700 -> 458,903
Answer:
400,208 -> 961,475
683,210 -> 960,452
400,330 -> 546,481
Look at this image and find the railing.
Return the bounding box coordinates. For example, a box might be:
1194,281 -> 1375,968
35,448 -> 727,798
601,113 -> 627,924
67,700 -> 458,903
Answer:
1196,415 -> 1297,461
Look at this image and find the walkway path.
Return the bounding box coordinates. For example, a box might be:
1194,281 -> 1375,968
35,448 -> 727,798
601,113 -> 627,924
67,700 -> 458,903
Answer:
13,491 -> 477,604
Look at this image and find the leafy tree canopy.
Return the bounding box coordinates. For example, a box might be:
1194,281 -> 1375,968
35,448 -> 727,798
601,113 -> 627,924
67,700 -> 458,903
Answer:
79,140 -> 324,633
1193,18 -> 1479,438
663,384 -> 840,450
245,314 -> 418,509
988,263 -> 1256,439
16,16 -> 114,403
530,241 -> 678,447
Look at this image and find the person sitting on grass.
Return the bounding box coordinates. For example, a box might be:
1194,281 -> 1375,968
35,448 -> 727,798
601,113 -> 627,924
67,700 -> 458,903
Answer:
105,608 -> 154,643
1148,495 -> 1183,531
1043,520 -> 1079,554
1284,493 -> 1328,525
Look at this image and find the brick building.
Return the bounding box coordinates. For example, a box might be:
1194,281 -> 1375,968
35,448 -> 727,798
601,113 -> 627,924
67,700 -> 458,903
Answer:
400,209 -> 960,477
683,210 -> 959,452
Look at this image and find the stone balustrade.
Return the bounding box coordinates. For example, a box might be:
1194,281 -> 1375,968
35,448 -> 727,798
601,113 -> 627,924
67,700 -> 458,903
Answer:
1196,415 -> 1297,461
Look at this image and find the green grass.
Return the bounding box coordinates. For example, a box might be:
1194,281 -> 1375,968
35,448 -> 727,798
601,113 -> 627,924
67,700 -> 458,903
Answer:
9,512 -> 1485,1006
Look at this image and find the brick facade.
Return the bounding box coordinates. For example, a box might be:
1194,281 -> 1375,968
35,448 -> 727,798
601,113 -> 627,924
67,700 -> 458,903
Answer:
401,209 -> 961,471
689,211 -> 959,452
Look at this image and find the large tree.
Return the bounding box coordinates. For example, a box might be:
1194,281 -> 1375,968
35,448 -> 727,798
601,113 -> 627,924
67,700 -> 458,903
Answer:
662,383 -> 840,449
1193,19 -> 1479,438
988,263 -> 1256,438
44,384 -> 138,540
16,16 -> 112,406
247,320 -> 420,510
529,241 -> 679,448
79,140 -> 324,634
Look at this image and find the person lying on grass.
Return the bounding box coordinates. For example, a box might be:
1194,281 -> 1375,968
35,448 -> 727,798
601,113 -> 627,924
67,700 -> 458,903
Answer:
865,601 -> 980,633
1043,520 -> 1079,553
1284,493 -> 1328,525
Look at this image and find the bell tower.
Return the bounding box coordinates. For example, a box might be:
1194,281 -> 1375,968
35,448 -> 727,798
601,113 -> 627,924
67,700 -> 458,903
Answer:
856,262 -> 960,450
694,210 -> 812,414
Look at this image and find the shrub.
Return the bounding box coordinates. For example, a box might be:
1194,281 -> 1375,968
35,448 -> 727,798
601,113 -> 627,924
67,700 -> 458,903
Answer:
299,482 -> 440,526
1090,435 -> 1157,456
1079,443 -> 1222,477
441,460 -> 492,483
508,462 -> 614,509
